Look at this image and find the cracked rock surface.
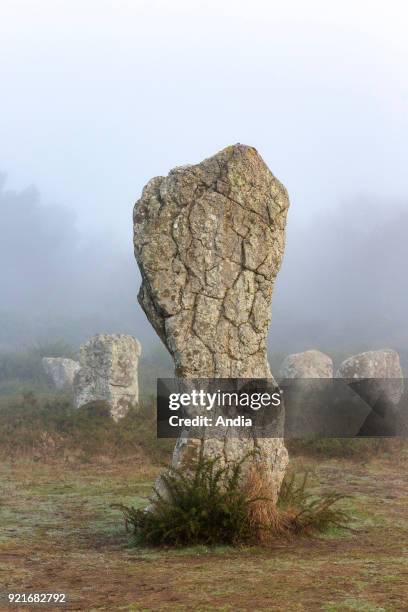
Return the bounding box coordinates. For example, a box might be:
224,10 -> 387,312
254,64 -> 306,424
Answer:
73,334 -> 141,421
133,144 -> 290,500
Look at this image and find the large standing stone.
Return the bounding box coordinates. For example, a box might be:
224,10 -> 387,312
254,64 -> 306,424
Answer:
73,334 -> 141,421
279,350 -> 333,378
133,144 -> 290,501
42,357 -> 80,391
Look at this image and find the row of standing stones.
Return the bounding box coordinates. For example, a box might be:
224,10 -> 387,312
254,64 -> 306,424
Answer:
280,348 -> 403,380
42,344 -> 404,410
42,145 -> 405,503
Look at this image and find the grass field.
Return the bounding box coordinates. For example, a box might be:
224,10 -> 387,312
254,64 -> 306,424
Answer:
2,450 -> 408,611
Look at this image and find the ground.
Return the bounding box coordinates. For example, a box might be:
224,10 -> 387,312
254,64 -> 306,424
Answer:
1,454 -> 408,611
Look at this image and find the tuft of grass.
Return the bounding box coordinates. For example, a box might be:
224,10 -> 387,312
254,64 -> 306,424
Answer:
277,470 -> 351,535
115,456 -> 351,547
240,465 -> 281,543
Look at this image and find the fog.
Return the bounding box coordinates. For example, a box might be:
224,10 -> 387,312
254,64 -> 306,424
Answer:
0,1 -> 407,365
271,197 -> 408,359
2,177 -> 407,366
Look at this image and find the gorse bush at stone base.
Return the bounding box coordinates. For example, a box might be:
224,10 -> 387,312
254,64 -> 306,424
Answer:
116,456 -> 350,547
114,455 -> 258,546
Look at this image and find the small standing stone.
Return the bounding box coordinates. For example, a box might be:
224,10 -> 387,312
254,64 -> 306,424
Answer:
73,334 -> 141,421
42,357 -> 80,391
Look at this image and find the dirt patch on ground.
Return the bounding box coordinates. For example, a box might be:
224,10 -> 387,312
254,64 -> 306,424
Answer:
1,455 -> 408,611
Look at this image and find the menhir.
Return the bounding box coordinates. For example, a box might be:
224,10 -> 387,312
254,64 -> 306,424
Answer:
133,144 -> 290,502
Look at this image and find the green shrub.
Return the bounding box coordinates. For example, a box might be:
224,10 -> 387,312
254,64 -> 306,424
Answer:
115,456 -> 350,547
114,454 -> 260,546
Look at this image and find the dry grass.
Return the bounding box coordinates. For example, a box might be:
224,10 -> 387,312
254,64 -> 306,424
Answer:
3,454 -> 408,609
242,464 -> 281,543
243,464 -> 350,542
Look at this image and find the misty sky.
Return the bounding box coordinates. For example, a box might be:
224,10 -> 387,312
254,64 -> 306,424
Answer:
1,1 -> 407,363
